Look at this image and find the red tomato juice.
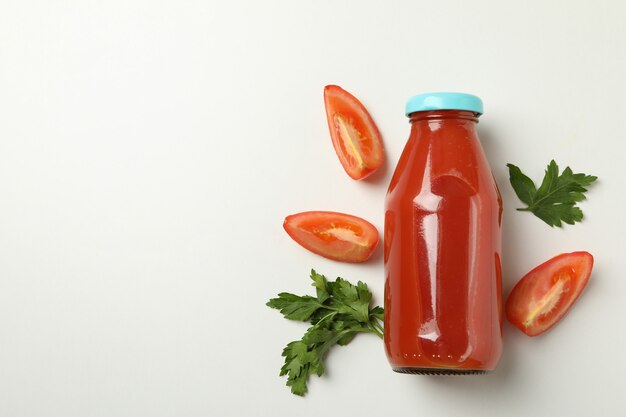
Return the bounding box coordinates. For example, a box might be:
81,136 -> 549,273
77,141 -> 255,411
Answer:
384,105 -> 503,373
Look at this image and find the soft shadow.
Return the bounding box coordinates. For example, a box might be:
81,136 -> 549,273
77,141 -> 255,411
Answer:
361,146 -> 392,187
477,125 -> 520,292
365,237 -> 384,265
477,124 -> 505,183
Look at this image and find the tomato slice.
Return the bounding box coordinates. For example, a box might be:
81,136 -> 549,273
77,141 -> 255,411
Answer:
324,85 -> 384,180
283,211 -> 379,263
506,251 -> 593,336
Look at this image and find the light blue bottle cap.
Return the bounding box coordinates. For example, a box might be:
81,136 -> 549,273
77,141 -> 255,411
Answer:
405,92 -> 483,116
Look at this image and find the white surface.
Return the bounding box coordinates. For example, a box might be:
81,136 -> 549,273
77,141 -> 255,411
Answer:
0,1 -> 624,416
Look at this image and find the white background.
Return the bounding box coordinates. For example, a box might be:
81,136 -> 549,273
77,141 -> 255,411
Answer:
1,1 -> 624,416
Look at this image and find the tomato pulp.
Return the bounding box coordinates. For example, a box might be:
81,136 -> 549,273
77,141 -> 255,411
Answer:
384,104 -> 503,373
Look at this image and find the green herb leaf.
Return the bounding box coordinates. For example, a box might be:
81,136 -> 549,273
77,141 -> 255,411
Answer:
310,269 -> 330,303
266,293 -> 324,322
507,160 -> 597,227
267,270 -> 384,396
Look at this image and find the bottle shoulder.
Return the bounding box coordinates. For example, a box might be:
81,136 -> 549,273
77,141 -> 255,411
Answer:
386,127 -> 498,207
386,159 -> 500,212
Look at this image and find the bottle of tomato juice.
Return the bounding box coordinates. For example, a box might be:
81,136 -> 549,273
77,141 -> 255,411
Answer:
384,92 -> 503,374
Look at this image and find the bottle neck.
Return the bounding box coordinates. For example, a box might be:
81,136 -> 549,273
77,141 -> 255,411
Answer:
408,110 -> 479,124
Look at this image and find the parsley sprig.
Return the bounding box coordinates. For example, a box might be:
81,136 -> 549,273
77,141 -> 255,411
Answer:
507,160 -> 597,227
267,270 -> 384,396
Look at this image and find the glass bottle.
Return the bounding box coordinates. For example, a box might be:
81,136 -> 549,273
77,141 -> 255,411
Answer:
384,93 -> 503,374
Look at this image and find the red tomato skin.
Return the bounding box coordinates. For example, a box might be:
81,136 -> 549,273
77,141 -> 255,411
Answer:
506,251 -> 594,337
323,85 -> 384,180
283,211 -> 379,263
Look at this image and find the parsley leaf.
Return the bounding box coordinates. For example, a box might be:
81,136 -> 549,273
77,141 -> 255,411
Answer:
507,160 -> 597,227
266,293 -> 324,322
267,270 -> 384,396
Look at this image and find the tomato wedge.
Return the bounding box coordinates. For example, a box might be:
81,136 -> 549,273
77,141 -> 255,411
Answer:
324,85 -> 384,180
283,211 -> 379,263
506,251 -> 594,336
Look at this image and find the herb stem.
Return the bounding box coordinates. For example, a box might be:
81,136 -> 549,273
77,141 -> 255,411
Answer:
375,322 -> 385,339
369,322 -> 384,339
374,319 -> 385,334
316,310 -> 338,324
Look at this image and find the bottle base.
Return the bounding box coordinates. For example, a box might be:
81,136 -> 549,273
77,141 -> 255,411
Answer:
392,367 -> 489,375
